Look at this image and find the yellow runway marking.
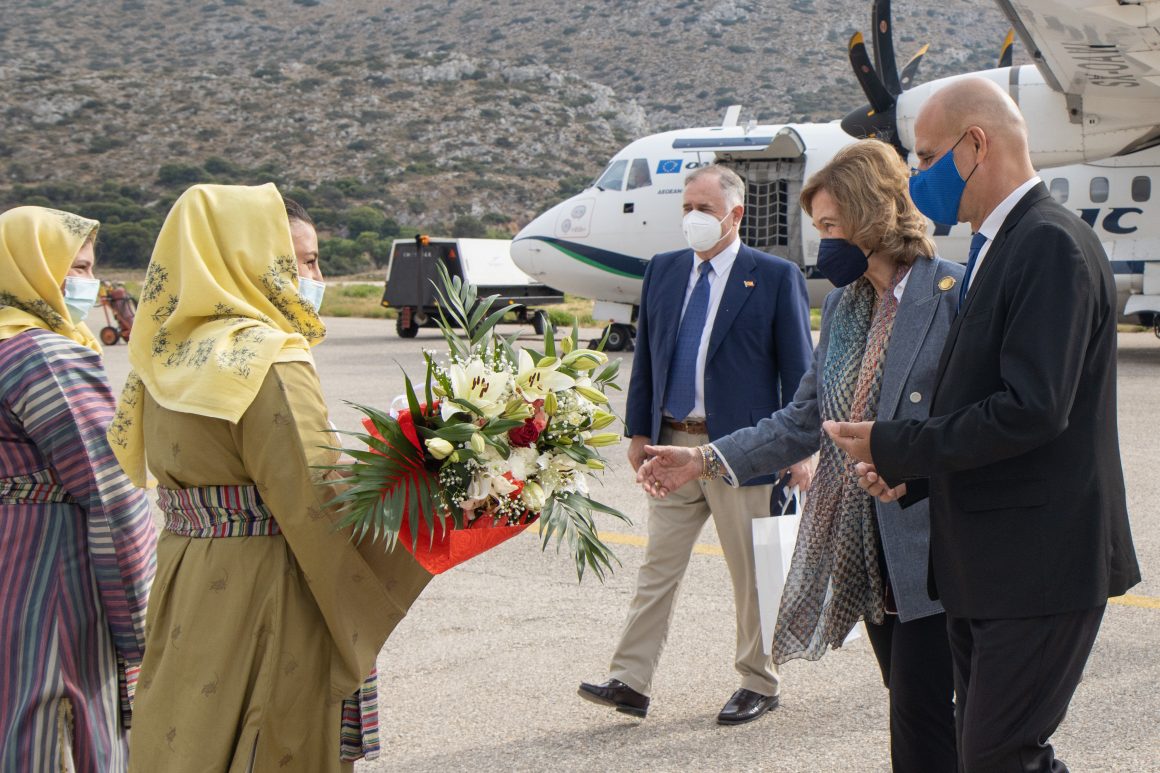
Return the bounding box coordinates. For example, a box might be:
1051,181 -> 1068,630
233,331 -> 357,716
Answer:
589,532 -> 1157,609
1110,594 -> 1160,610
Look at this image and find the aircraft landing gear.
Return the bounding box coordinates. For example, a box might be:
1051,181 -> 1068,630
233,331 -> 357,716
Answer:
597,323 -> 635,352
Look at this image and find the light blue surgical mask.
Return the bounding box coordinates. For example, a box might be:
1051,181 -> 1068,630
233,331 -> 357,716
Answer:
298,275 -> 326,311
908,131 -> 979,226
62,276 -> 101,324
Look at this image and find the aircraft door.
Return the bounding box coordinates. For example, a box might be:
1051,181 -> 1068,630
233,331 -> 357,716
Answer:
725,160 -> 806,266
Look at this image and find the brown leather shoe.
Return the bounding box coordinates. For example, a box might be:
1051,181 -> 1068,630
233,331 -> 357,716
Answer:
577,678 -> 649,718
716,688 -> 778,725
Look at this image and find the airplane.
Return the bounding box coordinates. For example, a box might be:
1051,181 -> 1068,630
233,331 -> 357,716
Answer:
510,0 -> 1160,349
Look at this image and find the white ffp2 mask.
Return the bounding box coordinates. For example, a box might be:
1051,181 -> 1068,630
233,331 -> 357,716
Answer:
682,210 -> 731,253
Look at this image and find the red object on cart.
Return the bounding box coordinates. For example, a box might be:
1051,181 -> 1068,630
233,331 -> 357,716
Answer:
96,281 -> 138,345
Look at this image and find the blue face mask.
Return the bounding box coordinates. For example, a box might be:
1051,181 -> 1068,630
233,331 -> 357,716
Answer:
908,131 -> 979,226
297,275 -> 325,311
62,276 -> 101,324
816,238 -> 869,287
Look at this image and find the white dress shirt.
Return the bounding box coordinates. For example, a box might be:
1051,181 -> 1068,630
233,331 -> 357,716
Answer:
968,176 -> 1042,291
667,236 -> 741,420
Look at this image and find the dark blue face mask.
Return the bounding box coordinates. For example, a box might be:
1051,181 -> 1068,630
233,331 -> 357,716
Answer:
908,130 -> 979,226
816,238 -> 869,287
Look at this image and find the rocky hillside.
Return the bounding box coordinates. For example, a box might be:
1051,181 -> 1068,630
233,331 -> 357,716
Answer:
0,0 -> 1022,263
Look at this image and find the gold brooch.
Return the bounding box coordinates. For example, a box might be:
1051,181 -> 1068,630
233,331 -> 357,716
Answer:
938,276 -> 956,291
743,280 -> 755,288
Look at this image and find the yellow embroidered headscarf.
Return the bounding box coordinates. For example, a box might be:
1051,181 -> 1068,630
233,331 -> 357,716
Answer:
0,206 -> 101,352
108,183 -> 326,485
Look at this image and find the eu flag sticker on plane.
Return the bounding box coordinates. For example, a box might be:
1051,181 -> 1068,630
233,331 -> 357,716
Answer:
656,159 -> 683,174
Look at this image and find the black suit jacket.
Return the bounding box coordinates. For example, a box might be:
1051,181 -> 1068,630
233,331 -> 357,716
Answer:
871,183 -> 1141,619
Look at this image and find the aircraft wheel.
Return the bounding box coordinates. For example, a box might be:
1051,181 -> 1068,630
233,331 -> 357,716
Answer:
1154,318 -> 1160,339
100,326 -> 120,346
531,310 -> 548,335
396,315 -> 419,338
603,323 -> 635,352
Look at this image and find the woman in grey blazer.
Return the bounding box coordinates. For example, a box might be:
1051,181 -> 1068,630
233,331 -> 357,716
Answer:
638,140 -> 963,773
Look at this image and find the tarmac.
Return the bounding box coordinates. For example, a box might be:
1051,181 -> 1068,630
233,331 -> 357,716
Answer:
96,316 -> 1159,772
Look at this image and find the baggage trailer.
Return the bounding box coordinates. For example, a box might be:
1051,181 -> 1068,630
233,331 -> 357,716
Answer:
381,236 -> 565,338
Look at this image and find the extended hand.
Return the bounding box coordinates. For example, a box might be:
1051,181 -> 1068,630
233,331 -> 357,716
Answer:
822,420 -> 875,464
854,462 -> 907,503
627,435 -> 650,472
783,455 -> 816,492
636,445 -> 701,498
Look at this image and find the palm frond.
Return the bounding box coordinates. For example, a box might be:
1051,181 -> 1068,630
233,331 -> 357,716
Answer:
537,492 -> 631,582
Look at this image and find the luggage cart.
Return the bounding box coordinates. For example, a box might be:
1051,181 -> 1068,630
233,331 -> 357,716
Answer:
96,281 -> 137,345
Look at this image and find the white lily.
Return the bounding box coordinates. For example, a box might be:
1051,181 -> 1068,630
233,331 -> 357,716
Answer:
441,358 -> 510,421
515,349 -> 575,400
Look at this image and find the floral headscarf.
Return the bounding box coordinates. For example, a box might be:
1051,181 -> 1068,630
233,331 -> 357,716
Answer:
108,183 -> 325,485
0,206 -> 101,351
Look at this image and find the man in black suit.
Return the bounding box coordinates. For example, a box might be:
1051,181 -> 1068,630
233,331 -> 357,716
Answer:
825,78 -> 1140,772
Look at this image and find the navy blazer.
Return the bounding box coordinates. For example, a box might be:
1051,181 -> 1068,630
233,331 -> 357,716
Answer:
873,185 -> 1142,618
713,256 -> 964,620
625,243 -> 812,487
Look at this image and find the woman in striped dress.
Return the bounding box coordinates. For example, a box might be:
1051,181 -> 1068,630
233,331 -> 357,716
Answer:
0,206 -> 157,772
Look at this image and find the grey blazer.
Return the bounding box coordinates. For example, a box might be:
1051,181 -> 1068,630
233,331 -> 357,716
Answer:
714,256 -> 964,622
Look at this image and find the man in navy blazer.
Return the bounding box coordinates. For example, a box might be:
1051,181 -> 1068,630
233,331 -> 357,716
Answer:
578,165 -> 813,725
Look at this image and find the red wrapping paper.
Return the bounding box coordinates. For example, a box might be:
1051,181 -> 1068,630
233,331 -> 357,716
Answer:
361,415 -> 535,574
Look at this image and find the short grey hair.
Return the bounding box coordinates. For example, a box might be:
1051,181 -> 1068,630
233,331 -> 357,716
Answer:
685,164 -> 746,210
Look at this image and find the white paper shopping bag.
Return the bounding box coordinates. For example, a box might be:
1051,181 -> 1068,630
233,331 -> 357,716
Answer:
752,487 -> 802,656
752,488 -> 862,656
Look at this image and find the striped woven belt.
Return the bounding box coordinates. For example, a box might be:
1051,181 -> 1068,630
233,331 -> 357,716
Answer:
157,484 -> 281,538
0,470 -> 75,505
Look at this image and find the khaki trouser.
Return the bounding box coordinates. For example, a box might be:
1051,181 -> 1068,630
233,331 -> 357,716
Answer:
609,426 -> 779,698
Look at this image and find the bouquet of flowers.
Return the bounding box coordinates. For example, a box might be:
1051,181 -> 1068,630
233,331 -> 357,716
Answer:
325,264 -> 629,580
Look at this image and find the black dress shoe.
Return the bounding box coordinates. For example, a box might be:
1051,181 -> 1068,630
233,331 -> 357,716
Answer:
716,688 -> 779,725
577,678 -> 649,718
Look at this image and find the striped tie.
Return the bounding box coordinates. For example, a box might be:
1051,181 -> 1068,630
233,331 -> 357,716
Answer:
664,261 -> 713,421
961,232 -> 988,307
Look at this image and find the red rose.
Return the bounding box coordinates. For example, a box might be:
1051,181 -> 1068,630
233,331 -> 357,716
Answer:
508,418 -> 542,447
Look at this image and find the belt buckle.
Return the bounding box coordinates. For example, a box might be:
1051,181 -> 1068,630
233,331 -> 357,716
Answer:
668,417 -> 706,434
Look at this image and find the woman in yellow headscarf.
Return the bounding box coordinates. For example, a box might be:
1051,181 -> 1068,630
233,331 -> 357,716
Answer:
0,207 -> 157,772
112,183 -> 431,772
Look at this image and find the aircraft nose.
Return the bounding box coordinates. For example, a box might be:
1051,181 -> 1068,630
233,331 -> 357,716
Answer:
511,222 -> 550,279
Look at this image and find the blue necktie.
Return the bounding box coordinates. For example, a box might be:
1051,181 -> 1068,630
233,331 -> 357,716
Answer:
664,261 -> 713,421
960,232 -> 987,307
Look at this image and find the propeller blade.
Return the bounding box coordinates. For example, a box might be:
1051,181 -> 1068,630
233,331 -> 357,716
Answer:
848,31 -> 895,115
899,43 -> 929,90
872,0 -> 902,96
840,103 -> 902,151
999,29 -> 1015,68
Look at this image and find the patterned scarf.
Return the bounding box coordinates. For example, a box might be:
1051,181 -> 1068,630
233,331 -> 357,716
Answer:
772,266 -> 906,663
0,206 -> 101,352
107,183 -> 326,486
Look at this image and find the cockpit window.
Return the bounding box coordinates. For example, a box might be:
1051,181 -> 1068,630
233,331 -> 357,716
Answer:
626,158 -> 652,191
595,159 -> 628,191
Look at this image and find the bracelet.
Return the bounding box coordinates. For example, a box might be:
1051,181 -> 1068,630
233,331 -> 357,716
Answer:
699,445 -> 724,481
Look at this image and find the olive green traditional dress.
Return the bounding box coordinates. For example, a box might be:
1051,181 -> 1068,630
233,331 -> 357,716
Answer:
109,184 -> 431,771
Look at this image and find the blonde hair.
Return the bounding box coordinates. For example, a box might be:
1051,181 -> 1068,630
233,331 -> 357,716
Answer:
800,139 -> 935,265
